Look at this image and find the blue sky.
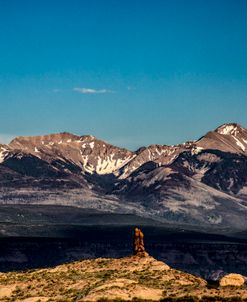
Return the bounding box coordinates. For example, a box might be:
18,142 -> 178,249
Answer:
0,0 -> 247,150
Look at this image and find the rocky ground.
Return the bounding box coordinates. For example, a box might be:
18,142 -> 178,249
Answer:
0,255 -> 247,302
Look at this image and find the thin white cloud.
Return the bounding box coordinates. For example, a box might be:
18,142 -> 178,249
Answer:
73,87 -> 113,94
52,88 -> 62,93
127,86 -> 136,91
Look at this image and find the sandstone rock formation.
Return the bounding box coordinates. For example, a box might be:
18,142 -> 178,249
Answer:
1,254 -> 247,301
133,227 -> 149,257
220,273 -> 245,287
0,255 -> 207,301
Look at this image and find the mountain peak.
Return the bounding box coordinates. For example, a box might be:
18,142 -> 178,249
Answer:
215,123 -> 246,136
9,132 -> 80,147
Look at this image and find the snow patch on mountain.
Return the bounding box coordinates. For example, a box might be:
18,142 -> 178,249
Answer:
96,155 -> 134,174
0,151 -> 5,163
233,137 -> 245,151
217,124 -> 240,136
81,142 -> 95,149
81,153 -> 135,175
0,147 -> 8,163
191,146 -> 203,155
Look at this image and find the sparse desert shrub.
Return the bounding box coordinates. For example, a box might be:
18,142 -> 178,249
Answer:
97,298 -> 130,302
96,298 -> 154,302
200,296 -> 220,302
201,296 -> 243,302
160,296 -> 199,302
96,270 -> 114,280
222,297 -> 242,302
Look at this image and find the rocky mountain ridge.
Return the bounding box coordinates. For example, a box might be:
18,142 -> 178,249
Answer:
1,123 -> 247,230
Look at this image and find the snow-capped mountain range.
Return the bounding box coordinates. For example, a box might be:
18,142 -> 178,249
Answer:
1,123 -> 247,230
